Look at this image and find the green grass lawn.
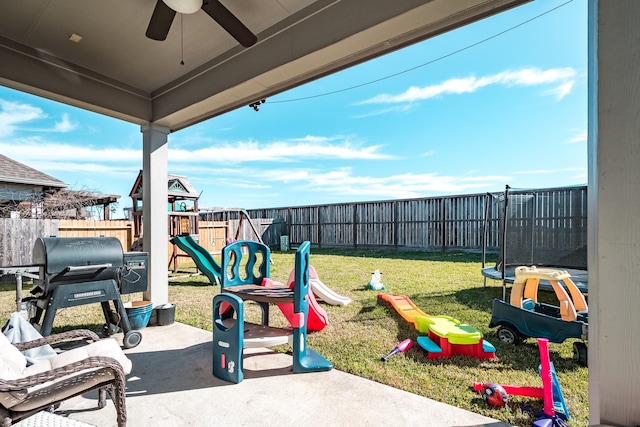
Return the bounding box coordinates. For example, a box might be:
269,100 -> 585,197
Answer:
0,249 -> 588,426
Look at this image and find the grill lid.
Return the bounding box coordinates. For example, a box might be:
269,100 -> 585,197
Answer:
33,237 -> 124,274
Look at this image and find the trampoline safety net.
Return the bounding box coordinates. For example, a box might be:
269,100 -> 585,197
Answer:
488,187 -> 588,273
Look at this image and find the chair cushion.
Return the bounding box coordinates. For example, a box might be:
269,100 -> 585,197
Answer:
25,338 -> 132,377
0,331 -> 27,380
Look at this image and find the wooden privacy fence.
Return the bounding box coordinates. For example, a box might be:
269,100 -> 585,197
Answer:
0,218 -> 59,267
0,219 -> 136,267
242,185 -> 588,252
59,220 -> 135,251
245,195 -> 491,250
0,185 -> 587,266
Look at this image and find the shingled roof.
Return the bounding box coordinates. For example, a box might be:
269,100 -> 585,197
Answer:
0,154 -> 67,188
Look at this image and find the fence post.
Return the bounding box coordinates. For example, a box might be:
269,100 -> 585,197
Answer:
127,222 -> 133,251
286,208 -> 291,244
317,207 -> 322,248
441,200 -> 446,252
393,201 -> 398,249
353,203 -> 358,249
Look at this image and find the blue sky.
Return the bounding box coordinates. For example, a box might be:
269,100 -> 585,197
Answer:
0,0 -> 586,218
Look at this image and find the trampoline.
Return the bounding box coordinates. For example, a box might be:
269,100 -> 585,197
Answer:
481,185 -> 588,298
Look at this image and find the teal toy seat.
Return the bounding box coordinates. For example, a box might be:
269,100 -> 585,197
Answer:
213,240 -> 331,383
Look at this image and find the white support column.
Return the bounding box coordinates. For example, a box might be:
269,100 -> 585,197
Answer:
140,123 -> 170,308
589,1 -> 640,425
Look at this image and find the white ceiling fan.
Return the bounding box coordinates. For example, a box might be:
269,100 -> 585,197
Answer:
146,0 -> 257,47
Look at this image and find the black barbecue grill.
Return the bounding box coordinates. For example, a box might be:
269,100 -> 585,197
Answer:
25,236 -> 148,348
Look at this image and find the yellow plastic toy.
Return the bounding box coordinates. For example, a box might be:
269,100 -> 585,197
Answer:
378,293 -> 495,360
489,266 -> 588,365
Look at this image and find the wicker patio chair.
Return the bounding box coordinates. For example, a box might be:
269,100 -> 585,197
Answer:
0,329 -> 131,427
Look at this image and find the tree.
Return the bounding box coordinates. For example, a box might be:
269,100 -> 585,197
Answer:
0,186 -> 119,220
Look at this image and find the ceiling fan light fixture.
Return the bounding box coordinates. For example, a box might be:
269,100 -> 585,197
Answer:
161,0 -> 202,14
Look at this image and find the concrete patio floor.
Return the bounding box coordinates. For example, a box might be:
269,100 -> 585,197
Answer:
57,322 -> 511,427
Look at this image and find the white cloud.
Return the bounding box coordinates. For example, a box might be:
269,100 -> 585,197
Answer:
352,104 -> 415,118
0,141 -> 141,163
27,160 -> 136,173
208,178 -> 271,190
572,172 -> 588,181
175,164 -> 510,202
252,166 -> 508,199
0,135 -> 520,205
168,138 -> 394,163
53,113 -> 77,132
0,100 -> 45,137
358,67 -> 577,105
0,101 -> 77,136
1,132 -> 394,170
544,81 -> 574,101
287,135 -> 336,143
569,130 -> 587,143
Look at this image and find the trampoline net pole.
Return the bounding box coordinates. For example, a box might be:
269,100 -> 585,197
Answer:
481,193 -> 491,288
501,185 -> 509,301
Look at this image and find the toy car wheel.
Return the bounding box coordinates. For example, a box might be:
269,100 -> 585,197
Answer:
497,325 -> 522,345
573,341 -> 588,366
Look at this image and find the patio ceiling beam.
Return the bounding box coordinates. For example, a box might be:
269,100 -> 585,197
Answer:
0,35 -> 151,125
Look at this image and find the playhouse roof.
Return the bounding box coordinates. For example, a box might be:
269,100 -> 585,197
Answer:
129,170 -> 200,201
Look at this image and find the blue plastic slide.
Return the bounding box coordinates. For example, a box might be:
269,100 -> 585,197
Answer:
170,235 -> 222,286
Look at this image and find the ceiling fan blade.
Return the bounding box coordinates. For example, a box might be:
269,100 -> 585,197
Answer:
201,0 -> 257,47
146,0 -> 177,41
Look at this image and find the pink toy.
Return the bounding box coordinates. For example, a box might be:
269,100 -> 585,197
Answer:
262,278 -> 328,332
472,338 -> 569,424
538,338 -> 555,418
381,338 -> 413,361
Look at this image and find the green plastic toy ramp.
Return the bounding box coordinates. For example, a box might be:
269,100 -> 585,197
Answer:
171,235 -> 222,286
